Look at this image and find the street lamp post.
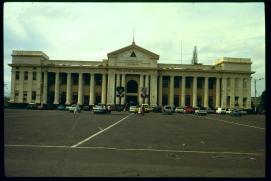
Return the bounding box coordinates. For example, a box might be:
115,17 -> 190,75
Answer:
253,78 -> 264,113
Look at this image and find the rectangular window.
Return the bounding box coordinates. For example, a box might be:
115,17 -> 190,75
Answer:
197,79 -> 203,89
95,74 -> 102,86
60,73 -> 67,85
162,77 -> 169,88
84,74 -> 90,85
174,77 -> 180,88
16,71 -> 20,80
185,78 -> 192,88
33,72 -> 37,80
23,91 -> 27,102
24,71 -> 28,80
174,95 -> 179,106
72,74 -> 78,85
162,95 -> 168,105
32,91 -> 36,101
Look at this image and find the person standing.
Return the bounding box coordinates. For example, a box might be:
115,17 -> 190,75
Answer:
141,105 -> 145,116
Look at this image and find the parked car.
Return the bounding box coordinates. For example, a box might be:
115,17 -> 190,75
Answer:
129,106 -> 137,113
57,104 -> 66,111
152,105 -> 162,113
162,105 -> 173,114
141,104 -> 150,113
195,107 -> 207,116
207,108 -> 215,114
230,110 -> 241,117
82,105 -> 90,111
226,108 -> 234,114
26,103 -> 37,110
184,106 -> 194,113
149,104 -> 158,112
216,107 -> 227,114
93,105 -> 107,114
66,104 -> 81,113
175,106 -> 184,113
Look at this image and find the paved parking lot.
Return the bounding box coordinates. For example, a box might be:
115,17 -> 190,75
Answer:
4,109 -> 266,177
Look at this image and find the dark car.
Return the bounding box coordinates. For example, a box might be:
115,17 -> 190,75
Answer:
57,104 -> 66,111
82,105 -> 90,111
230,110 -> 241,117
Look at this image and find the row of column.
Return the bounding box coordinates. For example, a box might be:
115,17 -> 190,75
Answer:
46,72 -> 107,105
158,75 -> 251,109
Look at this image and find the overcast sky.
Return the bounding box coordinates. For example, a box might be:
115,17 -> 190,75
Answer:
3,2 -> 265,97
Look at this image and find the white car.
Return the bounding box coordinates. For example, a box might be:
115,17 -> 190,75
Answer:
216,107 -> 226,114
163,105 -> 173,114
66,104 -> 81,113
194,107 -> 207,115
93,105 -> 107,114
175,107 -> 184,113
129,106 -> 137,113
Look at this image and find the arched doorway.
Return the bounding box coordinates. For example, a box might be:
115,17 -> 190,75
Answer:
126,80 -> 138,106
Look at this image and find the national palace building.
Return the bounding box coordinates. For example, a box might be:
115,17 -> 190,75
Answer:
8,41 -> 254,109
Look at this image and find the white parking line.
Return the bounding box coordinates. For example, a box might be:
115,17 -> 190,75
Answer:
71,113 -> 134,148
4,144 -> 262,156
192,115 -> 265,130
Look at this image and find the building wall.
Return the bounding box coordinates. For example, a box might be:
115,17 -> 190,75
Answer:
9,49 -> 253,110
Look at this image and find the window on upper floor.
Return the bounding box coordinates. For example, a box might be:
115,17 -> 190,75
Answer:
24,71 -> 28,80
174,77 -> 180,88
162,77 -> 169,88
16,71 -> 20,80
33,72 -> 37,80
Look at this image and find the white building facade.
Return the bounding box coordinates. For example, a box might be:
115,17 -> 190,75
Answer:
8,42 -> 254,109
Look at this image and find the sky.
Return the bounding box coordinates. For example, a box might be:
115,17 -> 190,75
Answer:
3,2 -> 265,97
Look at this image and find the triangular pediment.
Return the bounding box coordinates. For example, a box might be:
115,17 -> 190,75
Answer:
107,43 -> 159,59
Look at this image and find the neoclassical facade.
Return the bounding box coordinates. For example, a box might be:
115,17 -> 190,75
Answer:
8,42 -> 253,109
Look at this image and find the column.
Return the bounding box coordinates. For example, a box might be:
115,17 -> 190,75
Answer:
144,74 -> 149,104
139,74 -> 144,105
204,77 -> 209,108
230,78 -> 235,108
215,77 -> 220,108
66,72 -> 71,105
35,70 -> 42,104
27,70 -> 33,103
77,73 -> 83,105
43,71 -> 48,104
169,75 -> 174,107
192,76 -> 197,107
121,74 -> 126,105
10,69 -> 16,102
115,74 -> 120,104
18,71 -> 24,103
246,77 -> 251,109
158,75 -> 163,106
181,76 -> 186,107
150,73 -> 158,105
101,73 -> 107,104
53,72 -> 59,104
238,78 -> 243,109
221,77 -> 227,108
89,73 -> 95,105
107,72 -> 115,105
